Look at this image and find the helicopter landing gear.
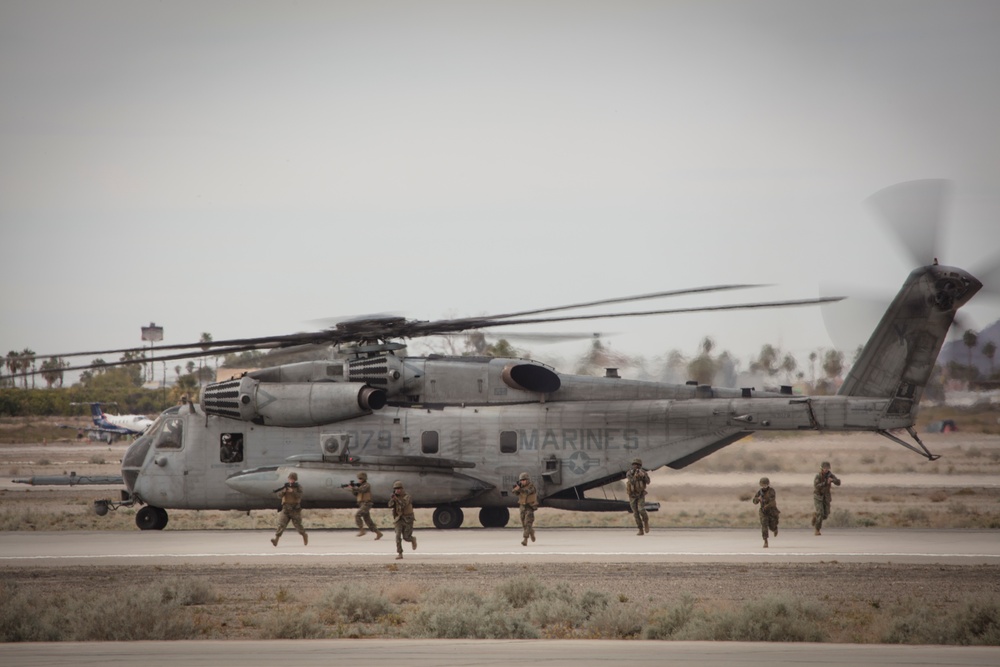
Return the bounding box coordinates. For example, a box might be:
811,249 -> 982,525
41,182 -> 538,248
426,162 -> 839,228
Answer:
136,506 -> 169,530
432,505 -> 464,529
478,506 -> 510,528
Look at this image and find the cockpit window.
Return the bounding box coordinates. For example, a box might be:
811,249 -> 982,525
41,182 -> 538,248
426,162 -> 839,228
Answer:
154,417 -> 184,450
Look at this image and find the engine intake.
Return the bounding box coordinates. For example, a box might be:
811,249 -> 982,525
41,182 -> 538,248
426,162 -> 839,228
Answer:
501,363 -> 561,394
203,376 -> 385,427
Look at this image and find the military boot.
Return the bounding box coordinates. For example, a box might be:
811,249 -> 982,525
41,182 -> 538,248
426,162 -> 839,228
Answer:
395,553 -> 403,560
642,516 -> 650,534
814,528 -> 821,536
302,533 -> 308,546
636,528 -> 644,536
270,537 -> 279,547
374,530 -> 383,540
773,526 -> 778,537
763,538 -> 768,548
529,529 -> 536,542
356,528 -> 367,537
521,537 -> 528,546
411,536 -> 417,551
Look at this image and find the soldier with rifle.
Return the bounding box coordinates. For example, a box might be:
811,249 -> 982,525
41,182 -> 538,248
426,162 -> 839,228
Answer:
812,461 -> 841,535
343,471 -> 383,540
752,476 -> 780,548
271,471 -> 308,547
626,458 -> 651,535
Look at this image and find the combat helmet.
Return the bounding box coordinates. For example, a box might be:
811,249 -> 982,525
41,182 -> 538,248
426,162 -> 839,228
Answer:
821,461 -> 831,469
357,472 -> 368,481
287,471 -> 298,481
392,480 -> 404,489
759,477 -> 770,486
631,458 -> 642,466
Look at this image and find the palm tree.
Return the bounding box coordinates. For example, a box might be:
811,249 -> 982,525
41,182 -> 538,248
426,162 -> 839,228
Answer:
19,348 -> 35,389
982,341 -> 996,380
40,357 -> 68,388
4,351 -> 19,387
962,329 -> 979,383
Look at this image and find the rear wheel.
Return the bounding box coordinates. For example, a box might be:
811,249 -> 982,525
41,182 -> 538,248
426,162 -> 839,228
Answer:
478,506 -> 510,528
432,505 -> 464,529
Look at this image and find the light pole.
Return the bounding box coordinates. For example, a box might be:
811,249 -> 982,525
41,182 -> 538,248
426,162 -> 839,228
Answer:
141,323 -> 163,384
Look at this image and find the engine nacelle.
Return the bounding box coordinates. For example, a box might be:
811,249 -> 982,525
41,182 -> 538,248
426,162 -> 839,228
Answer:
202,376 -> 385,427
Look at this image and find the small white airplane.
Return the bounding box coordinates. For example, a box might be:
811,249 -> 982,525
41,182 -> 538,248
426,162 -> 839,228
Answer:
72,403 -> 154,442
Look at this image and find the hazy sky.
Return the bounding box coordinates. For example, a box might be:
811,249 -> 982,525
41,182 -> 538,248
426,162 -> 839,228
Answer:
2,0 -> 998,381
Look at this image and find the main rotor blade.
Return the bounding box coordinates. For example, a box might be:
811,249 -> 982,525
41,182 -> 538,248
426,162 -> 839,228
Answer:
1,342 -> 297,380
484,284 -> 763,320
408,296 -> 844,333
19,331 -> 334,363
866,179 -> 950,267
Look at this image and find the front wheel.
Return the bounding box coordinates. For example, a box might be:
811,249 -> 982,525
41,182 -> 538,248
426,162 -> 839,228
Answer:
136,506 -> 168,530
432,505 -> 464,529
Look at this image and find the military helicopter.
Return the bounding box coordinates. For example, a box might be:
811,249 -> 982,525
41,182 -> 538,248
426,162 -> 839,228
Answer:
30,259 -> 965,531
11,183 -> 988,532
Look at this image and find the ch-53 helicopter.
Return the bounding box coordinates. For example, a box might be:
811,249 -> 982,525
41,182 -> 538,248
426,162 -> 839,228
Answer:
14,183 -> 987,532
54,259 -> 970,531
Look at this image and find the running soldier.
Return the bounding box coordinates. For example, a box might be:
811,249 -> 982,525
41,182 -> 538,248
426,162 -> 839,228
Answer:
388,480 -> 416,559
753,476 -> 780,548
348,472 -> 383,540
811,461 -> 841,535
626,458 -> 651,535
512,472 -> 538,546
271,471 -> 308,546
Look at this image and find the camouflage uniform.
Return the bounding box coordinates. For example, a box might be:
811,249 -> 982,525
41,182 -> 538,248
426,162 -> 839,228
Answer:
752,477 -> 779,547
512,472 -> 538,546
626,458 -> 651,535
811,462 -> 841,535
271,473 -> 307,546
349,472 -> 383,540
388,481 -> 416,559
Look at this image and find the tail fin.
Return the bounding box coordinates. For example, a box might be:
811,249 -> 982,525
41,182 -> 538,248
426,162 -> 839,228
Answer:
838,265 -> 981,415
89,403 -> 105,424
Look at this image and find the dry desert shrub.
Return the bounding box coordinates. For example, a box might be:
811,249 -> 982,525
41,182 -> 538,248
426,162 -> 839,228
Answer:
318,585 -> 393,623
258,608 -> 326,639
658,594 -> 828,642
585,601 -> 645,638
882,596 -> 1000,645
0,579 -> 200,641
407,587 -> 540,639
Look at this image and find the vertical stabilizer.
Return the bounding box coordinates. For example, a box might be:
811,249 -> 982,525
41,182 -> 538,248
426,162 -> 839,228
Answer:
838,265 -> 981,416
89,403 -> 105,424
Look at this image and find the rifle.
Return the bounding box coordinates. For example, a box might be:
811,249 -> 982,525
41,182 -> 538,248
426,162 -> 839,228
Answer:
340,480 -> 359,489
272,482 -> 291,494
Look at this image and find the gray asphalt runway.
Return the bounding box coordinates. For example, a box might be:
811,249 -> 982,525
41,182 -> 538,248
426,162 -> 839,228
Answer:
1,527 -> 998,566
0,639 -> 997,667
